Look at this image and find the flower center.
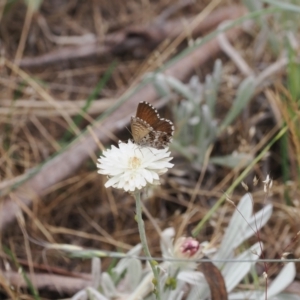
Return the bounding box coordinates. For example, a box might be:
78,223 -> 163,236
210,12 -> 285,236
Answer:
128,156 -> 142,169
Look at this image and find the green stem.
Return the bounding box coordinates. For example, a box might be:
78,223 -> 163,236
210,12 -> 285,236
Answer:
134,192 -> 161,300
192,124 -> 288,236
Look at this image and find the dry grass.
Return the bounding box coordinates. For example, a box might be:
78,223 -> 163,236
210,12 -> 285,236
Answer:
0,0 -> 300,299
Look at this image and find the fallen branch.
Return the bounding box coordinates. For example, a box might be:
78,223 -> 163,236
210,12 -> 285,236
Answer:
19,5 -> 245,68
0,98 -> 114,117
2,271 -> 91,294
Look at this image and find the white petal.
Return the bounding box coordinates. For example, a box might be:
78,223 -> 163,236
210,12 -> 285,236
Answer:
141,169 -> 154,183
97,141 -> 173,192
105,176 -> 121,188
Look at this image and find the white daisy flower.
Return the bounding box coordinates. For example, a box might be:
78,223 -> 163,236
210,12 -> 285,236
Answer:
97,140 -> 173,192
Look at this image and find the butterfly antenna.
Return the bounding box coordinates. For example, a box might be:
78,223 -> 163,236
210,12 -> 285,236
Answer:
119,125 -> 134,145
125,125 -> 132,137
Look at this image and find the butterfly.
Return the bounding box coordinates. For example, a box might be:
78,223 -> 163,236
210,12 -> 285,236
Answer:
131,101 -> 174,149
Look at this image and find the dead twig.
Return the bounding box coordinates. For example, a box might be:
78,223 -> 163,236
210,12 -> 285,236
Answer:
19,5 -> 245,68
218,21 -> 254,77
0,98 -> 114,117
2,271 -> 92,294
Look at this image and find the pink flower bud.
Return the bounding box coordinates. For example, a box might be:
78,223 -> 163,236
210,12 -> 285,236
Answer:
174,237 -> 201,259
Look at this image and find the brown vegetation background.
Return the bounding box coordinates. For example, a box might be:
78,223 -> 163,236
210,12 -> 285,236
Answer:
0,0 -> 300,298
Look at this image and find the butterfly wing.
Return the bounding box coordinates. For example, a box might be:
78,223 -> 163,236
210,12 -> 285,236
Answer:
131,117 -> 153,144
135,102 -> 160,127
150,119 -> 174,148
153,118 -> 174,135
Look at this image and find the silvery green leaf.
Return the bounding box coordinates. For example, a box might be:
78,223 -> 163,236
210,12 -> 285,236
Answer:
230,291 -> 300,300
201,104 -> 213,127
143,72 -> 170,97
127,258 -> 143,290
228,202 -> 272,250
188,75 -> 203,103
180,100 -> 195,115
71,290 -> 88,300
145,296 -> 156,300
214,193 -> 253,261
186,283 -> 210,300
272,294 -> 300,300
223,242 -> 262,292
152,73 -> 172,97
195,104 -> 217,162
127,271 -> 154,300
204,87 -> 213,115
243,0 -> 263,11
209,153 -> 253,169
205,59 -> 222,117
162,279 -> 186,300
113,244 -> 142,274
206,119 -> 218,142
170,140 -> 194,161
91,257 -> 101,289
87,287 -> 109,300
177,270 -> 205,285
189,116 -> 200,125
101,272 -> 117,297
220,76 -> 256,131
229,291 -> 262,299
260,263 -> 296,299
165,287 -> 185,300
172,101 -> 194,138
262,0 -> 300,13
196,105 -> 211,151
215,194 -> 273,262
229,264 -> 297,299
172,290 -> 184,300
204,78 -> 217,117
127,243 -> 143,256
165,76 -> 195,101
213,59 -> 222,87
160,227 -> 175,257
233,193 -> 253,220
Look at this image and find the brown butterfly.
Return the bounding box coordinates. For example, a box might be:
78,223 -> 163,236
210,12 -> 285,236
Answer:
131,101 -> 174,149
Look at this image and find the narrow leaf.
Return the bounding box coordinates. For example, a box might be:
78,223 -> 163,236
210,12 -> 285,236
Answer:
220,77 -> 255,131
